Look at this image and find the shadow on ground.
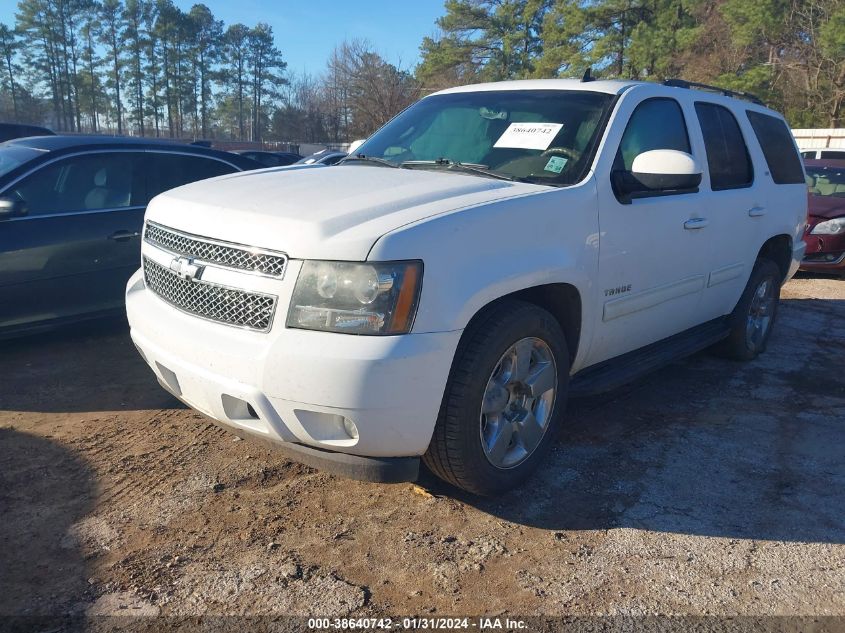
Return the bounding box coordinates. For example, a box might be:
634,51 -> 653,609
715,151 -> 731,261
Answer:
0,428 -> 95,616
0,317 -> 181,413
421,296 -> 845,544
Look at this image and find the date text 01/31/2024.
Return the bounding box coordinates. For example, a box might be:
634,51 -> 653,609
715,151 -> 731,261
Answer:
307,617 -> 528,630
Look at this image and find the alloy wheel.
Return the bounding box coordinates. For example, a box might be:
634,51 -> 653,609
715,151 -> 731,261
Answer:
479,337 -> 557,469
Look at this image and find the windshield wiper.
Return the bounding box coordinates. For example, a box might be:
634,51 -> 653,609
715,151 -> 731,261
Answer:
340,154 -> 399,168
400,158 -> 514,182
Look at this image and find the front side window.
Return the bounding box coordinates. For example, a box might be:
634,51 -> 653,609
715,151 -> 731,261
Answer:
7,152 -> 143,216
746,111 -> 804,185
694,102 -> 753,190
615,98 -> 691,171
354,90 -> 614,186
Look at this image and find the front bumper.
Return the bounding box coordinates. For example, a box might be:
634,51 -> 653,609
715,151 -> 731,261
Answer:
126,268 -> 462,481
801,230 -> 845,273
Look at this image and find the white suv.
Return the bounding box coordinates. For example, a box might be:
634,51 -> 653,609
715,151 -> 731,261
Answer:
127,79 -> 807,495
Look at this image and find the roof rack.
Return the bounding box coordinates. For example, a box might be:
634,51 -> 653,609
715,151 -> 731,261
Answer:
663,79 -> 764,106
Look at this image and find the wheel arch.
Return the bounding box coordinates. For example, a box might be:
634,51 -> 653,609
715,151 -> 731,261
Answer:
457,283 -> 582,365
757,234 -> 793,282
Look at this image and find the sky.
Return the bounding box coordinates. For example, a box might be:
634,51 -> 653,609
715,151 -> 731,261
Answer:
1,0 -> 447,77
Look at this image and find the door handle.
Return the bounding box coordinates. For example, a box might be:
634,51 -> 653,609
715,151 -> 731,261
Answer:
684,218 -> 710,230
748,206 -> 767,217
109,230 -> 141,242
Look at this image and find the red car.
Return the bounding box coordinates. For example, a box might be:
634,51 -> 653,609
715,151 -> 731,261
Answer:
802,159 -> 845,276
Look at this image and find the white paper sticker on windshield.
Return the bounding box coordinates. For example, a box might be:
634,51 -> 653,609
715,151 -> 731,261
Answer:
494,122 -> 563,150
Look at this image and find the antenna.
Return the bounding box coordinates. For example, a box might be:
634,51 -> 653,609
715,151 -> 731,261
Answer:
581,67 -> 594,83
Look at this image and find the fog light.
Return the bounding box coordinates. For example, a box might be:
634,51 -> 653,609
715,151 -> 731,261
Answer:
343,417 -> 359,440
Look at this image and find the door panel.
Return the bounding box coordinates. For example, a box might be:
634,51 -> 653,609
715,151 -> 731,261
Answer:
690,102 -> 762,319
588,97 -> 710,365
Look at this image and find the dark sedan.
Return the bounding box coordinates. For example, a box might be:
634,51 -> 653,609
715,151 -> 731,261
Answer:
295,149 -> 347,166
802,159 -> 845,276
0,122 -> 55,142
234,150 -> 302,168
0,136 -> 260,337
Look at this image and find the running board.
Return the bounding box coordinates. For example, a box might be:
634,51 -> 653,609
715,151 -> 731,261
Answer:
569,317 -> 730,397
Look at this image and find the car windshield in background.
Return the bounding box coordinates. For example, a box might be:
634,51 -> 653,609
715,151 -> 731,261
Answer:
0,145 -> 43,179
353,90 -> 614,186
806,165 -> 845,197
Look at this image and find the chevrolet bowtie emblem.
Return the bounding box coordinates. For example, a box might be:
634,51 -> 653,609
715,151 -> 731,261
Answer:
169,256 -> 203,281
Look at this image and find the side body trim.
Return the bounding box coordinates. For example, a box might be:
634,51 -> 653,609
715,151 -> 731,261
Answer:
708,262 -> 745,287
603,274 -> 706,322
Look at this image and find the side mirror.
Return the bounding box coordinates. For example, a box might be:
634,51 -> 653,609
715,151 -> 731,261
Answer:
613,149 -> 702,202
0,196 -> 27,220
347,139 -> 366,155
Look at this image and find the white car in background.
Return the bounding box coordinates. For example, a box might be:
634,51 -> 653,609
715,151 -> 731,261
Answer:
127,78 -> 807,495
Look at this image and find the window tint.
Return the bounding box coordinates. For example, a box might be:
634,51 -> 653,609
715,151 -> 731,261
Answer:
616,98 -> 690,171
0,145 -> 41,179
145,153 -> 237,201
694,102 -> 753,190
746,111 -> 804,184
9,152 -> 143,216
820,150 -> 845,159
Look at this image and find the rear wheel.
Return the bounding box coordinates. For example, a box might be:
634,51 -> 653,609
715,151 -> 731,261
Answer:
715,258 -> 781,361
423,300 -> 569,496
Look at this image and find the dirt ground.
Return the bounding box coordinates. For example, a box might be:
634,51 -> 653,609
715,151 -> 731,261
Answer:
1,275 -> 844,627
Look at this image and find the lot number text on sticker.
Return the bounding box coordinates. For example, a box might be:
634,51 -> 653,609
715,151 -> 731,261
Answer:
494,122 -> 563,150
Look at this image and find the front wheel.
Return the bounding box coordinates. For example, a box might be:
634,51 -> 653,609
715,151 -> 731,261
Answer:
423,300 -> 569,496
715,258 -> 782,361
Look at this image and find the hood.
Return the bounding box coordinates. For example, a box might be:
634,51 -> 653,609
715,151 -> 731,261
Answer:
145,164 -> 543,260
808,194 -> 845,220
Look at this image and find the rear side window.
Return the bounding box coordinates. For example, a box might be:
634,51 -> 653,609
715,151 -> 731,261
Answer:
694,102 -> 753,190
820,150 -> 845,159
746,111 -> 804,184
145,153 -> 237,202
616,98 -> 691,171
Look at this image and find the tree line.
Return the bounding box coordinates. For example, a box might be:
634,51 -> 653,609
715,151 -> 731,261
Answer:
1,0 -> 844,142
0,0 -> 419,143
418,0 -> 845,128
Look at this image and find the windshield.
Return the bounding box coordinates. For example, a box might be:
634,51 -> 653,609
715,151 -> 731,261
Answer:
353,90 -> 614,186
806,165 -> 845,197
0,145 -> 43,179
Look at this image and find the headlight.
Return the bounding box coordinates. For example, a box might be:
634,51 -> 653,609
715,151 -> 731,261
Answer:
811,217 -> 845,235
287,260 -> 423,335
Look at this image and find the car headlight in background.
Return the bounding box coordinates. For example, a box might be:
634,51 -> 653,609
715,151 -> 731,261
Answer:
287,260 -> 423,335
810,217 -> 845,235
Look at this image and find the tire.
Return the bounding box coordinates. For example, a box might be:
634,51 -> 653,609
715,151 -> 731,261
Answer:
423,299 -> 569,496
715,258 -> 782,361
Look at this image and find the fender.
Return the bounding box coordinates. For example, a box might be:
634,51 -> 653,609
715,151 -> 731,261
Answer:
369,176 -> 601,372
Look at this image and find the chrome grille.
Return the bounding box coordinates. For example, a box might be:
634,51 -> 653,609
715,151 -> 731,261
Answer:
143,257 -> 277,332
144,222 -> 287,277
